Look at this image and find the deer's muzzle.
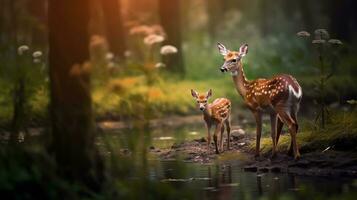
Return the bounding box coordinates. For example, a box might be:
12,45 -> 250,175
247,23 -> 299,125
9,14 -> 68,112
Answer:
220,67 -> 228,72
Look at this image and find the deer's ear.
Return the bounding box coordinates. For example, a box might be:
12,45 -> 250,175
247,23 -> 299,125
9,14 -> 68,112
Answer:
239,44 -> 248,57
217,42 -> 229,56
191,89 -> 198,98
206,89 -> 212,98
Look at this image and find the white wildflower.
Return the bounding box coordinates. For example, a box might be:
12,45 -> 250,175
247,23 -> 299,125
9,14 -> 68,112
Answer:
33,58 -> 41,63
312,39 -> 326,44
314,29 -> 329,40
160,45 -> 178,55
106,52 -> 114,60
124,50 -> 132,57
144,34 -> 165,46
17,45 -> 29,55
296,31 -> 310,37
32,51 -> 42,58
149,24 -> 166,37
347,99 -> 357,105
155,62 -> 166,68
129,25 -> 151,35
328,39 -> 343,45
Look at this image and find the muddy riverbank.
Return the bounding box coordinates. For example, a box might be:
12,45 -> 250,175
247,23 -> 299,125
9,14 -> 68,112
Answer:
149,126 -> 357,178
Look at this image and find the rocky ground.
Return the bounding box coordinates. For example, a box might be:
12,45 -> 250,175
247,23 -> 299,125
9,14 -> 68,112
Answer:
151,128 -> 251,163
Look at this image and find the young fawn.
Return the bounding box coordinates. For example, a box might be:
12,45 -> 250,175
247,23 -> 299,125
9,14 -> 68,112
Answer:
217,43 -> 302,160
190,89 -> 231,154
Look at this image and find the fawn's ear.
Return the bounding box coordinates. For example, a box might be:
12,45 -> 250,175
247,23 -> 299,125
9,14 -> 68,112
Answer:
191,89 -> 198,98
217,42 -> 229,56
239,44 -> 248,57
206,89 -> 212,98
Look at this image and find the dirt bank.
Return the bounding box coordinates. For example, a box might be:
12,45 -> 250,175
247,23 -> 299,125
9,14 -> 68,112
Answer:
150,128 -> 357,178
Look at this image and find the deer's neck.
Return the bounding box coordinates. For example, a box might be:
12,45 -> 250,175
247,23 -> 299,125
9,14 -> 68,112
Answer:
203,105 -> 212,118
232,64 -> 249,98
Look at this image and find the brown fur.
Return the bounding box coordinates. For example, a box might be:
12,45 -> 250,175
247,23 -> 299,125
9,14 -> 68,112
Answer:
191,90 -> 232,154
219,43 -> 302,160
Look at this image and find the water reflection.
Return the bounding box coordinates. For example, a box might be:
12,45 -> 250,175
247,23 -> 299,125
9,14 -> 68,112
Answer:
151,161 -> 355,200
101,124 -> 356,200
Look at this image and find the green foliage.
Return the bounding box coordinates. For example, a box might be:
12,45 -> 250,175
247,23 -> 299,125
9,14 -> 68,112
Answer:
297,29 -> 343,128
299,75 -> 357,105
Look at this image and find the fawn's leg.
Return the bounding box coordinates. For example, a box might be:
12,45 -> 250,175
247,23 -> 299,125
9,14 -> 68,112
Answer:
253,111 -> 262,158
214,123 -> 222,154
220,124 -> 225,151
206,123 -> 212,151
225,117 -> 231,150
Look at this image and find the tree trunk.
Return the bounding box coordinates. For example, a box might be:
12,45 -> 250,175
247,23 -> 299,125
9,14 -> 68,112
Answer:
159,0 -> 185,76
10,78 -> 26,143
127,0 -> 157,21
8,0 -> 24,144
0,0 -> 5,44
101,0 -> 126,59
206,0 -> 222,39
27,0 -> 47,47
48,0 -> 102,186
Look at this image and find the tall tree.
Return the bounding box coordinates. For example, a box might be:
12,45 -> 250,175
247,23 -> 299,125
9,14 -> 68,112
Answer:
0,0 -> 5,44
28,0 -> 47,47
8,0 -> 25,144
48,0 -> 102,185
206,0 -> 223,39
101,0 -> 126,59
159,0 -> 185,76
127,0 -> 157,22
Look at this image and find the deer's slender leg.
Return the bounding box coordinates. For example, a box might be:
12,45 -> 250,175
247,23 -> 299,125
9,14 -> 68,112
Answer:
277,110 -> 300,160
253,111 -> 262,158
206,123 -> 212,151
290,124 -> 300,160
276,117 -> 284,145
220,124 -> 225,151
286,133 -> 294,156
214,123 -> 222,154
289,106 -> 299,158
225,117 -> 231,150
270,113 -> 277,158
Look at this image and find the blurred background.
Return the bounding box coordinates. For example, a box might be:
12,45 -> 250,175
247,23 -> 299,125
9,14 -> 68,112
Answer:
1,0 -> 357,124
1,0 -> 357,199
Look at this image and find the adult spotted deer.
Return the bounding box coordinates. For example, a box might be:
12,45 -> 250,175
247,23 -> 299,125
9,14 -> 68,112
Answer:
191,89 -> 231,154
217,43 -> 302,159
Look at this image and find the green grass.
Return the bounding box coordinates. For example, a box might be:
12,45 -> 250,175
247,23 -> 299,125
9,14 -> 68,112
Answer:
1,71 -> 356,127
92,75 -> 241,119
250,111 -> 357,154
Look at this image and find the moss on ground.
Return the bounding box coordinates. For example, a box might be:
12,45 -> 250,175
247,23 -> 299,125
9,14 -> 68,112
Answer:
249,111 -> 357,154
